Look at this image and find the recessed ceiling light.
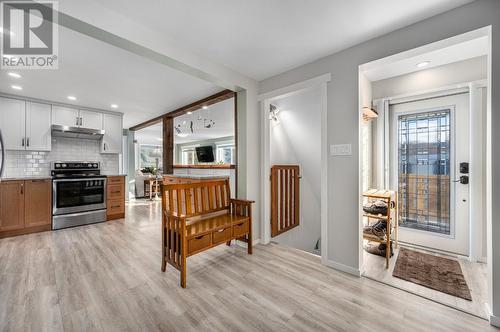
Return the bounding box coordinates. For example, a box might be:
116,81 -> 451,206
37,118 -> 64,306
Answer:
110,104 -> 119,109
11,85 -> 22,90
202,105 -> 208,110
8,72 -> 21,78
416,61 -> 431,68
186,111 -> 193,115
67,96 -> 77,101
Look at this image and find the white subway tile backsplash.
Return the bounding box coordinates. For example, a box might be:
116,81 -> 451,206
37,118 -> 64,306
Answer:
3,137 -> 119,178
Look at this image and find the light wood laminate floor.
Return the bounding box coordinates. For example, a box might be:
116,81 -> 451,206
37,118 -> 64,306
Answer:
0,199 -> 496,331
363,243 -> 489,319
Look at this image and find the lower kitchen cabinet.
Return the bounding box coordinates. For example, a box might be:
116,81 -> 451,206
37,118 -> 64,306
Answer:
0,179 -> 52,238
107,176 -> 126,220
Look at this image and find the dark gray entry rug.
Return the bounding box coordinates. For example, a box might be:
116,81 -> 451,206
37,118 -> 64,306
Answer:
393,248 -> 472,301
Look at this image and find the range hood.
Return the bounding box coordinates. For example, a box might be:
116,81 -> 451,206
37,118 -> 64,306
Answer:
51,125 -> 105,140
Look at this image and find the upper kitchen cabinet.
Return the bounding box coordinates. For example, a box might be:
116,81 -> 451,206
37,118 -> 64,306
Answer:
52,105 -> 80,127
0,97 -> 51,151
26,102 -> 52,151
101,113 -> 123,154
79,110 -> 103,130
0,97 -> 25,150
52,107 -> 103,130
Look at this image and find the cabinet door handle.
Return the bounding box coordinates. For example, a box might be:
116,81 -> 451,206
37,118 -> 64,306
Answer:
104,143 -> 107,151
20,183 -> 24,195
80,117 -> 83,126
21,138 -> 25,147
76,117 -> 79,126
26,138 -> 30,147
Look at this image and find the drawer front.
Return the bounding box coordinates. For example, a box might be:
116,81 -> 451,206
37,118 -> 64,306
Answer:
188,234 -> 212,254
107,184 -> 124,200
233,220 -> 249,238
163,177 -> 179,185
108,176 -> 125,185
212,227 -> 232,245
107,199 -> 125,215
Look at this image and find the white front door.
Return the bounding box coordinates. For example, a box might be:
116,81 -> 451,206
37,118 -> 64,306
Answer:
390,93 -> 470,256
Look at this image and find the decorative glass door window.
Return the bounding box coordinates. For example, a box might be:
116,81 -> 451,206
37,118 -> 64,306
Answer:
398,109 -> 451,235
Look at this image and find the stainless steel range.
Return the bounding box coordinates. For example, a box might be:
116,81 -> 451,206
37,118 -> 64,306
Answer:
52,162 -> 107,230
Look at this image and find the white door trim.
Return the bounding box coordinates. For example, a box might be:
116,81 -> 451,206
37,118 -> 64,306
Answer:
259,73 -> 330,264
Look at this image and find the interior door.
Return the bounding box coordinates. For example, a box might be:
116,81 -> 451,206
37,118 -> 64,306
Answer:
26,102 -> 52,151
390,93 -> 469,255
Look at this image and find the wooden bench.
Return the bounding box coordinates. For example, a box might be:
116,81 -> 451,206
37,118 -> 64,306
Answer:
161,178 -> 254,288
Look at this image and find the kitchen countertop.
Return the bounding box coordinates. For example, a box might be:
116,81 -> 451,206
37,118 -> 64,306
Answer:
0,176 -> 52,181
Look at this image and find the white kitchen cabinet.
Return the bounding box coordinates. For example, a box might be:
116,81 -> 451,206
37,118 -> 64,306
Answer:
79,110 -> 103,130
26,102 -> 51,151
101,113 -> 122,154
52,106 -> 80,127
0,97 -> 51,151
0,97 -> 26,150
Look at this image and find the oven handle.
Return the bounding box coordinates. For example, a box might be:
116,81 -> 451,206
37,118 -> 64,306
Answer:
53,178 -> 107,183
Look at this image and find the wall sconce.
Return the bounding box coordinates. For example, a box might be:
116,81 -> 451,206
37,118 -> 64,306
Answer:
362,107 -> 378,122
269,104 -> 280,122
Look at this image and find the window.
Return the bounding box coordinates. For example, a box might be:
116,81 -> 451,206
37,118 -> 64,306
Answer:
139,145 -> 163,170
182,148 -> 196,165
216,143 -> 235,164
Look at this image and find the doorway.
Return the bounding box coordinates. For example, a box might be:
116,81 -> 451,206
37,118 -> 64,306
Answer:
358,28 -> 491,319
259,74 -> 329,260
390,93 -> 470,256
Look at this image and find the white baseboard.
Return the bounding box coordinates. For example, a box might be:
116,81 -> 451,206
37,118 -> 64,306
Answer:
235,238 -> 260,248
490,314 -> 500,327
323,259 -> 361,277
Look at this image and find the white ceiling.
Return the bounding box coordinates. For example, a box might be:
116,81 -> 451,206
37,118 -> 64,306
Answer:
134,98 -> 235,145
94,0 -> 474,80
0,25 -> 222,128
364,36 -> 489,81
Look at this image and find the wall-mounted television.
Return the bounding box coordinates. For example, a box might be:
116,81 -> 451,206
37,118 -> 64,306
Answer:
195,146 -> 215,162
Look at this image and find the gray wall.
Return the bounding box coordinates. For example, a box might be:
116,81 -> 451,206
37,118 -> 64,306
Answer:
259,0 -> 500,319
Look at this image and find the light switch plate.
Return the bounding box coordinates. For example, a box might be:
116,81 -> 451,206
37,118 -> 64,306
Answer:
330,144 -> 352,156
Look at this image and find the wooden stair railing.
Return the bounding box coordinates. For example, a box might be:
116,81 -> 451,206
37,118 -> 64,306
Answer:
270,165 -> 300,237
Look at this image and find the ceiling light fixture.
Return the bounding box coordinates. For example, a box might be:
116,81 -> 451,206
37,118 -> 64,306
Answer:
110,104 -> 119,109
416,61 -> 430,68
67,96 -> 77,101
11,85 -> 22,90
362,107 -> 378,122
8,72 -> 21,78
202,105 -> 208,110
186,111 -> 193,115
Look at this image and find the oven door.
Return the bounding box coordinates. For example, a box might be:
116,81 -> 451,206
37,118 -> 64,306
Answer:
53,177 -> 107,215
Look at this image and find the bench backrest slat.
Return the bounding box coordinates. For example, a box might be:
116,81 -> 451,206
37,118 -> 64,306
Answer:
162,179 -> 231,217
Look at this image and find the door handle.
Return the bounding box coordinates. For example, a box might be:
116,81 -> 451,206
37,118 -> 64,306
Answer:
453,176 -> 469,184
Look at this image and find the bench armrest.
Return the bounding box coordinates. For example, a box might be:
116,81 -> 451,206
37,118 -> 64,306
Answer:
230,198 -> 255,206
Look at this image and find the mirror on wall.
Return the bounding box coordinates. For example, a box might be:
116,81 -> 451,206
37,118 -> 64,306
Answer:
173,97 -> 235,166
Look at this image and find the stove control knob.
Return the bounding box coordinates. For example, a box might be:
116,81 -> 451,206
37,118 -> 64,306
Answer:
87,163 -> 93,168
61,163 -> 67,168
93,163 -> 98,168
55,163 -> 60,168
